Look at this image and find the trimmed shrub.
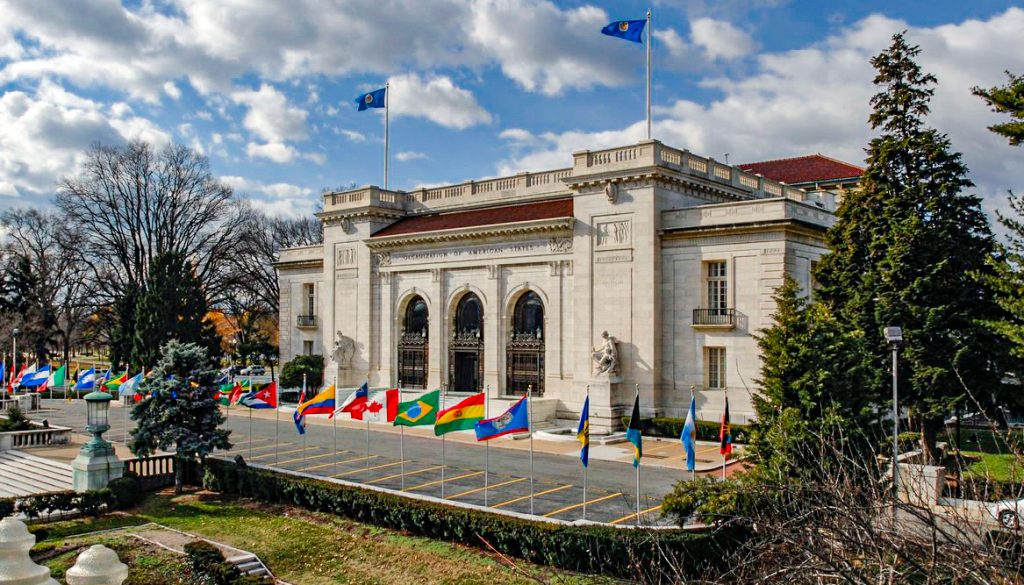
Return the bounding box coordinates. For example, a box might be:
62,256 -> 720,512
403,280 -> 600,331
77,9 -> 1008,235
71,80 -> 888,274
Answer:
0,403 -> 32,431
0,489 -> 114,519
621,417 -> 751,444
184,540 -> 268,585
197,458 -> 747,580
279,355 -> 324,390
108,475 -> 142,509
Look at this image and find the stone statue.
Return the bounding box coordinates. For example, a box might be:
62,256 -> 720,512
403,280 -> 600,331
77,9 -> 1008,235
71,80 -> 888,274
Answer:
592,330 -> 619,376
604,181 -> 618,204
332,331 -> 355,370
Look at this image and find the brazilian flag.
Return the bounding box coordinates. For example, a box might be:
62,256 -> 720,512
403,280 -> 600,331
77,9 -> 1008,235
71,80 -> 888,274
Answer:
625,393 -> 643,468
393,389 -> 441,427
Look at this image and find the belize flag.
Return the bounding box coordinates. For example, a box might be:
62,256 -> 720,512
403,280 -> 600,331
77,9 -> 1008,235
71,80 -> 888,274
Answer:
355,87 -> 386,111
333,382 -> 369,420
239,382 -> 278,409
601,19 -> 646,43
75,368 -> 97,391
474,396 -> 529,441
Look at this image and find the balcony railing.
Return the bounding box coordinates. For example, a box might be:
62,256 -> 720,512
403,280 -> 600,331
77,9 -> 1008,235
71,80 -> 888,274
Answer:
296,315 -> 317,328
692,308 -> 735,327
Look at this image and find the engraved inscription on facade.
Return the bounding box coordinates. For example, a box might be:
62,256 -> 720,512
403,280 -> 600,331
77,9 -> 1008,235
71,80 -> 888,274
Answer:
387,239 -> 563,266
596,220 -> 631,248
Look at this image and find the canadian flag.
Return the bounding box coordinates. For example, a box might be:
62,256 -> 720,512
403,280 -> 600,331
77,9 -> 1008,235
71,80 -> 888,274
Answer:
361,388 -> 399,423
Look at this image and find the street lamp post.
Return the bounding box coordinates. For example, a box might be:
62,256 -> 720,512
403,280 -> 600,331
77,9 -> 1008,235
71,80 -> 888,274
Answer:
884,326 -> 903,522
71,390 -> 122,492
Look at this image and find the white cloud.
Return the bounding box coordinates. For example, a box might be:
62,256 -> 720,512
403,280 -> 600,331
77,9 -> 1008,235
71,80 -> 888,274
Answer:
655,28 -> 691,60
499,8 -> 1024,222
163,81 -> 182,100
231,83 -> 308,143
221,175 -> 316,217
690,18 -> 756,60
499,128 -> 536,144
396,151 -> 427,161
246,141 -> 297,163
387,73 -> 492,129
338,128 -> 366,142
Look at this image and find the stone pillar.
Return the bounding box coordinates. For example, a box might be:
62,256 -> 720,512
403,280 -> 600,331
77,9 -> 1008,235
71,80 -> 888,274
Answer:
66,545 -> 129,585
0,516 -> 59,585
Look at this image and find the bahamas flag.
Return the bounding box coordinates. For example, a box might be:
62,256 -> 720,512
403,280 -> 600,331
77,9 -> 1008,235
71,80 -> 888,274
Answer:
681,395 -> 697,472
625,393 -> 643,468
577,395 -> 590,468
394,390 -> 440,427
434,392 -> 485,436
474,396 -> 529,441
355,87 -> 386,111
601,19 -> 646,43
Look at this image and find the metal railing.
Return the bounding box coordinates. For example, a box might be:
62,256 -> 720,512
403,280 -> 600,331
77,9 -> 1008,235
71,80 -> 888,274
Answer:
296,315 -> 317,327
692,308 -> 736,326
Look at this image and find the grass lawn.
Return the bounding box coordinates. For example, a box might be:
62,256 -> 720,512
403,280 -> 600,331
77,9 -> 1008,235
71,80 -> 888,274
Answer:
33,535 -> 186,585
961,451 -> 1024,483
32,491 -> 615,585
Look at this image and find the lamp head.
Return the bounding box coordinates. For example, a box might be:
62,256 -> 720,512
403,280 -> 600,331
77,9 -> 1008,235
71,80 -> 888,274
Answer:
884,326 -> 903,345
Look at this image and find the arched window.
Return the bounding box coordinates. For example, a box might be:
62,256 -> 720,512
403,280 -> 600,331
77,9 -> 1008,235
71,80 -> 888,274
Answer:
507,291 -> 544,396
398,296 -> 428,388
449,293 -> 484,392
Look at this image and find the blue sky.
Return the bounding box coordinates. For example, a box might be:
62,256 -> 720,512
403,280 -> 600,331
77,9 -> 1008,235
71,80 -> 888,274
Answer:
0,1 -> 1021,217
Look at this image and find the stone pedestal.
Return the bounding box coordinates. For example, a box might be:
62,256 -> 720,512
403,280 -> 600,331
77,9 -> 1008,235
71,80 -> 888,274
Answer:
71,440 -> 122,493
66,544 -> 129,585
587,375 -> 622,433
0,517 -> 59,585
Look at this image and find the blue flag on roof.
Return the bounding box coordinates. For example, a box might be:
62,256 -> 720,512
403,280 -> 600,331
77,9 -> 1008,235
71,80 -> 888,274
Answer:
355,87 -> 386,111
601,19 -> 646,43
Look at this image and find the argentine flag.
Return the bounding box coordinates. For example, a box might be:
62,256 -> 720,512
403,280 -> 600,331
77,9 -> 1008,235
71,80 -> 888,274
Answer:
119,372 -> 144,397
681,395 -> 697,472
75,368 -> 97,391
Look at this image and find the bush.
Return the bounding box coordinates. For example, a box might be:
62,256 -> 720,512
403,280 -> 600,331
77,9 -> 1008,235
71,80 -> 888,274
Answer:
197,458 -> 746,580
0,489 -> 114,520
621,417 -> 751,444
108,475 -> 142,509
0,403 -> 32,432
184,540 -> 268,585
278,355 -> 324,390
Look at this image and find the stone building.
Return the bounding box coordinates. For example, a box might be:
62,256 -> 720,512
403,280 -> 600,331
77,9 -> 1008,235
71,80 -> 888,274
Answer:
276,140 -> 861,432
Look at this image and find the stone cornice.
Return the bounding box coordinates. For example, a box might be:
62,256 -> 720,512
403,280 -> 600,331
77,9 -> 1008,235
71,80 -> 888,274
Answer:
274,259 -> 324,271
316,206 -> 406,227
660,218 -> 827,242
366,216 -> 575,250
569,165 -> 758,203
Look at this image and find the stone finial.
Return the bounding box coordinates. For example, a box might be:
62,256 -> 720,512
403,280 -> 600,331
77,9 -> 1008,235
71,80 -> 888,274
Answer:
66,544 -> 128,585
0,516 -> 59,585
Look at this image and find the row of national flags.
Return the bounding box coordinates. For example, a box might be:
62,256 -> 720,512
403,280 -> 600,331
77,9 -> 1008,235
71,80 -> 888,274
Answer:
2,363 -> 144,394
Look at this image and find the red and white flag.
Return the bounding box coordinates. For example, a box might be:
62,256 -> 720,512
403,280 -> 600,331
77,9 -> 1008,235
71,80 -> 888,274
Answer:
361,388 -> 399,423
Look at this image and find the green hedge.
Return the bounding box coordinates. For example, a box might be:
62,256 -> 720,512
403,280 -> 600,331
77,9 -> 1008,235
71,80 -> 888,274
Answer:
198,459 -> 746,580
621,417 -> 751,444
0,476 -> 141,520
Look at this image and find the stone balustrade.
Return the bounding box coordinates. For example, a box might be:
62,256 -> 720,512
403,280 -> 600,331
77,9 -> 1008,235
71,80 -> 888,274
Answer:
0,419 -> 73,451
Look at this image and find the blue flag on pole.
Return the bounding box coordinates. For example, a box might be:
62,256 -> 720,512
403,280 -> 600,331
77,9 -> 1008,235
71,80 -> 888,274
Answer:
626,393 -> 643,468
474,396 -> 529,441
681,395 -> 697,472
577,395 -> 590,467
601,19 -> 646,43
355,87 -> 386,111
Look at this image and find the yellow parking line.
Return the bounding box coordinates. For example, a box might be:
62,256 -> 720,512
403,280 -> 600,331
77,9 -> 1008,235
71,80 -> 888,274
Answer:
449,477 -> 527,499
407,471 -> 483,492
366,465 -> 443,485
543,492 -> 622,518
249,446 -> 318,461
332,459 -> 409,478
236,437 -> 276,447
610,504 -> 662,525
300,454 -> 378,472
276,450 -> 349,467
492,484 -> 572,509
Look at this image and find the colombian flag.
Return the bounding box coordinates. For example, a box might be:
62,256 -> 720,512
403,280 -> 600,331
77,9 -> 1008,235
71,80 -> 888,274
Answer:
296,385 -> 337,417
394,390 -> 440,427
434,392 -> 485,436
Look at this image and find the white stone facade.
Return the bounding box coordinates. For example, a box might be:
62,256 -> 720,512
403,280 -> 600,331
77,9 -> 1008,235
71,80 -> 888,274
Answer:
277,140 -> 836,432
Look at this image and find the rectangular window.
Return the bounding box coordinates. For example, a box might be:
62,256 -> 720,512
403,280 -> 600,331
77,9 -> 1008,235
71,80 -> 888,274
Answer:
706,261 -> 728,314
303,340 -> 314,356
304,283 -> 315,316
705,347 -> 726,389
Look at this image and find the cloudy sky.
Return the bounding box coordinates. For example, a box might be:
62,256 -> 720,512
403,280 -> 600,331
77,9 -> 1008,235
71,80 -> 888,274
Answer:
1,0 -> 1021,218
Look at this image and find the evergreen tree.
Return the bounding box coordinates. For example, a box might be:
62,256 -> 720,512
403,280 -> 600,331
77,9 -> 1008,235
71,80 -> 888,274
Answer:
973,72 -> 1024,146
109,288 -> 138,370
129,340 -> 230,493
132,252 -> 221,369
816,33 -> 1007,463
752,276 -> 876,480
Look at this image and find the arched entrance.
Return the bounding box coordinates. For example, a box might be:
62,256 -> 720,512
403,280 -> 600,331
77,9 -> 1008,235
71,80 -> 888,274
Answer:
449,293 -> 483,392
397,295 -> 428,388
506,291 -> 544,396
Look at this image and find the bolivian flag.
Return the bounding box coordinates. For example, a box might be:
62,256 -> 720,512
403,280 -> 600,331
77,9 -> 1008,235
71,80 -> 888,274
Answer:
434,392 -> 485,436
394,389 -> 440,427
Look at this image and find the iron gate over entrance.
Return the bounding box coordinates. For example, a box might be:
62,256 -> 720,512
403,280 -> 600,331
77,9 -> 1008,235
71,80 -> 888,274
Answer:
449,293 -> 484,392
506,291 -> 544,396
398,296 -> 428,388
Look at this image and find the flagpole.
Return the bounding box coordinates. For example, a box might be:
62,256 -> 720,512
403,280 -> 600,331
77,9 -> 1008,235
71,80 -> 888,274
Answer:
690,385 -> 697,482
365,377 -> 370,468
248,408 -> 253,459
583,385 -> 589,522
483,385 -> 489,506
441,433 -> 446,498
400,425 -> 406,490
646,8 -> 652,140
333,376 -> 339,475
722,390 -> 728,482
384,81 -> 390,190
635,383 -> 641,527
528,383 -> 535,516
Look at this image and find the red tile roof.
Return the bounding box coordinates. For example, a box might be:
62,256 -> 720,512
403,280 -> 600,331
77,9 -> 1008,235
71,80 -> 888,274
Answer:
739,154 -> 864,185
372,198 -> 573,238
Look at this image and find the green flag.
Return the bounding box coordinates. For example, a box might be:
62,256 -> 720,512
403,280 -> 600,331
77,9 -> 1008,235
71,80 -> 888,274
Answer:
51,364 -> 66,387
393,389 -> 441,427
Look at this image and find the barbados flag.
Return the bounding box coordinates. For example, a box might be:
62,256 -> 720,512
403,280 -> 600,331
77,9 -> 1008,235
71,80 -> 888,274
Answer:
393,390 -> 440,427
577,395 -> 590,468
601,19 -> 646,43
681,395 -> 697,472
625,393 -> 643,468
434,392 -> 485,436
355,87 -> 386,111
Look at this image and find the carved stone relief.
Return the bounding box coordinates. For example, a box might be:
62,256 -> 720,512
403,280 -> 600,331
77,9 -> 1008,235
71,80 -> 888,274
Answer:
332,332 -> 355,369
336,245 -> 356,267
372,252 -> 391,268
596,220 -> 631,248
548,237 -> 573,253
